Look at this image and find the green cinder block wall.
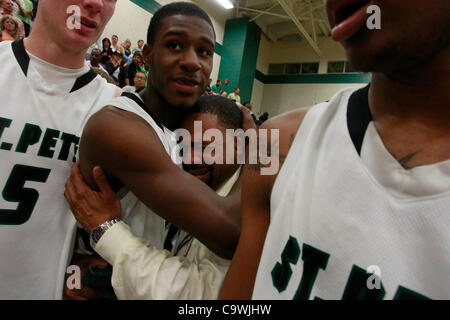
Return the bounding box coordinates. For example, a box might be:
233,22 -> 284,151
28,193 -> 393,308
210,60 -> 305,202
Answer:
218,18 -> 261,103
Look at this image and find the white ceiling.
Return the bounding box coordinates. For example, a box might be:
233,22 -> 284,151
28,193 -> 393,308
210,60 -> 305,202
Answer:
233,0 -> 331,56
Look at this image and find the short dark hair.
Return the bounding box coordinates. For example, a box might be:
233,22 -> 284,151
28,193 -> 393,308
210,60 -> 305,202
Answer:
190,95 -> 242,129
147,2 -> 215,45
135,70 -> 147,78
111,51 -> 123,59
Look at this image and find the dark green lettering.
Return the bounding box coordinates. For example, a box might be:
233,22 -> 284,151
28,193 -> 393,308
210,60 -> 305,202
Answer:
342,265 -> 385,300
271,236 -> 301,292
15,123 -> 42,153
38,128 -> 60,158
0,143 -> 13,151
293,244 -> 330,300
0,117 -> 12,139
393,286 -> 430,300
57,133 -> 80,162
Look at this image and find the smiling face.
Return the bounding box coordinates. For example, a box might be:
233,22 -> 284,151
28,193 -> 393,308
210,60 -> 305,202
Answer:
325,0 -> 450,73
181,113 -> 237,189
36,0 -> 116,53
145,14 -> 215,109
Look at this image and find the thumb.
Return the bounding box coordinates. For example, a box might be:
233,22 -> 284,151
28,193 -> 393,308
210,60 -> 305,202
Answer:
92,166 -> 112,194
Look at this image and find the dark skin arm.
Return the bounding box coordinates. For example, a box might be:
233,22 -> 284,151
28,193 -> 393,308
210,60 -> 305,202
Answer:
219,108 -> 308,299
78,106 -> 242,259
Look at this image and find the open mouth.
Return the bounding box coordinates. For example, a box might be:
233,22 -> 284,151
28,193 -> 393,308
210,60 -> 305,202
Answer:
174,78 -> 199,86
329,0 -> 372,42
185,166 -> 212,182
80,17 -> 97,29
173,77 -> 200,94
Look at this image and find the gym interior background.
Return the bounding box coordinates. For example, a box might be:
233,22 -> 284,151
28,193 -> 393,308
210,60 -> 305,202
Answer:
102,0 -> 369,117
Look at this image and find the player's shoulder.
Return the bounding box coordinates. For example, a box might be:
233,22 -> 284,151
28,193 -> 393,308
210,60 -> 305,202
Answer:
260,108 -> 309,132
260,107 -> 310,153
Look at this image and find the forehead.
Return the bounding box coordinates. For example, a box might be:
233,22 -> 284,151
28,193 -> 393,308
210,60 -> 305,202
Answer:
182,113 -> 224,132
157,14 -> 215,42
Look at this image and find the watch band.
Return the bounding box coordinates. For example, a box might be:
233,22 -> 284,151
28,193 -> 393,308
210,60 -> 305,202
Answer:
89,218 -> 121,250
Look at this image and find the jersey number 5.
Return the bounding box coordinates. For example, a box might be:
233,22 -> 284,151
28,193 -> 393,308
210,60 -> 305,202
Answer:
0,165 -> 51,225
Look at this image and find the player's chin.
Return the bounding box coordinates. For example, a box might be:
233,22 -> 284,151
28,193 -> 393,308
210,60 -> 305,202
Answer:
170,94 -> 202,109
342,30 -> 391,72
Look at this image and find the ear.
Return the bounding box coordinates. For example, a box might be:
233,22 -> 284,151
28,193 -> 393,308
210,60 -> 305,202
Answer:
142,44 -> 152,65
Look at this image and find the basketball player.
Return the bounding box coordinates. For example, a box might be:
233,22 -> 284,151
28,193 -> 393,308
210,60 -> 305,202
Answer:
220,0 -> 450,300
0,0 -> 118,299
65,95 -> 243,299
72,2 -> 245,267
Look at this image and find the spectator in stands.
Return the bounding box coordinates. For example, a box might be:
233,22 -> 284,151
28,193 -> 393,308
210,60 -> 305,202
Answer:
0,0 -> 24,37
124,51 -> 143,86
122,70 -> 147,93
104,51 -> 123,83
206,78 -> 212,91
30,0 -> 37,21
258,112 -> 269,123
88,48 -> 106,71
101,37 -> 113,65
211,79 -> 221,94
15,0 -> 32,36
0,14 -> 20,41
243,101 -> 258,124
121,38 -> 131,58
132,39 -> 144,54
223,78 -> 231,93
111,34 -> 124,56
221,91 -> 228,98
228,87 -> 241,104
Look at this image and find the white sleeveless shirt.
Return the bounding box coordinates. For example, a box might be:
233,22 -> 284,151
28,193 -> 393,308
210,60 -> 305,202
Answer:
253,86 -> 450,300
0,40 -> 117,299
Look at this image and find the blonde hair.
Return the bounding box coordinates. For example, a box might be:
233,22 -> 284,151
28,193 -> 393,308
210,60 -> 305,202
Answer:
0,15 -> 20,41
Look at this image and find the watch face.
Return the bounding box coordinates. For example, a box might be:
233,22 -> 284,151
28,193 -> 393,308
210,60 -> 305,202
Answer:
92,227 -> 103,243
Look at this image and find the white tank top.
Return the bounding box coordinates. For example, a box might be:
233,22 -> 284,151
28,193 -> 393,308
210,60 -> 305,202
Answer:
0,40 -> 118,299
253,86 -> 450,300
107,92 -> 182,252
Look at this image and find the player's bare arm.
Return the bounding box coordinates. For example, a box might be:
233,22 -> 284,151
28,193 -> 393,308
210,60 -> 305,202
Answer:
78,106 -> 240,259
219,107 -> 309,299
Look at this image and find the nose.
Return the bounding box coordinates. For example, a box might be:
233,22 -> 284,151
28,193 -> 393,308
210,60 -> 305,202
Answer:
83,0 -> 104,12
180,46 -> 201,72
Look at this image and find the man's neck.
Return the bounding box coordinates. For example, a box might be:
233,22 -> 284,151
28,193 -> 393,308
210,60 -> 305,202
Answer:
212,165 -> 240,191
139,87 -> 187,131
369,49 -> 450,128
24,24 -> 87,69
368,49 -> 450,168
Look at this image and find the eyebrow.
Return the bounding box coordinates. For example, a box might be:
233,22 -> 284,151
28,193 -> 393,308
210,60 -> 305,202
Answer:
163,30 -> 215,48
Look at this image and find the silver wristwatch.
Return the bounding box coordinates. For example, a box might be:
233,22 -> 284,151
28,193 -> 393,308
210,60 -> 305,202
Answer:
89,218 -> 121,250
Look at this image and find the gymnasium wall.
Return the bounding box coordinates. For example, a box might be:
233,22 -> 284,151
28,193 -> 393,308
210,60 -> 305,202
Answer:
251,36 -> 369,117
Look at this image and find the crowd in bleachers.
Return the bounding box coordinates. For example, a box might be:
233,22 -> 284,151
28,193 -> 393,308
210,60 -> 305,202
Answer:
0,0 -> 268,123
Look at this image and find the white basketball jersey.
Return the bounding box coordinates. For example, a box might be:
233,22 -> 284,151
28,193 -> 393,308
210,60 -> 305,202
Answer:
253,86 -> 450,300
0,40 -> 117,299
107,93 -> 182,251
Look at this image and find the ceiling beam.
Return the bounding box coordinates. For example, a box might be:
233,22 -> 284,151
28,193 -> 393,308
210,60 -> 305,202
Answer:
249,3 -> 280,21
238,6 -> 289,19
276,0 -> 323,56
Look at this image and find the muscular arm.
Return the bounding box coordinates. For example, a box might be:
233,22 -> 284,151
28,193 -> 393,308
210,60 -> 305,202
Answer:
78,107 -> 239,259
219,108 -> 309,299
